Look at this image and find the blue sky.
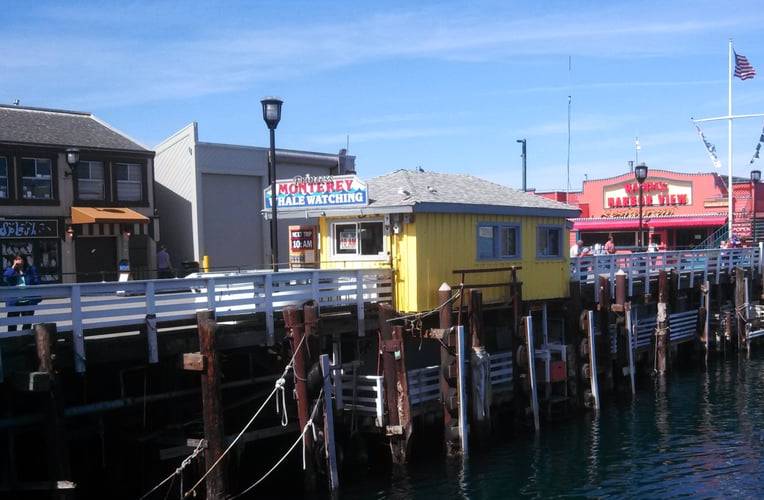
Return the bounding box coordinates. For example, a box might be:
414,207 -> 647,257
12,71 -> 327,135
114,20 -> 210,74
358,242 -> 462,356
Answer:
3,0 -> 764,191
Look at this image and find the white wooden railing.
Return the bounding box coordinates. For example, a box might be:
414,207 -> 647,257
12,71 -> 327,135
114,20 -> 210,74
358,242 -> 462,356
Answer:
0,268 -> 393,372
571,246 -> 763,299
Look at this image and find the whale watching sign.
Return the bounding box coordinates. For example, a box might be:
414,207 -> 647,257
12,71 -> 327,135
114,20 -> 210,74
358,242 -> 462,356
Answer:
264,174 -> 368,210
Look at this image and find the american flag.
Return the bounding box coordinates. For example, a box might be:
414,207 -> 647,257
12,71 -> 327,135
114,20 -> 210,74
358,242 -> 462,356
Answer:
734,51 -> 756,80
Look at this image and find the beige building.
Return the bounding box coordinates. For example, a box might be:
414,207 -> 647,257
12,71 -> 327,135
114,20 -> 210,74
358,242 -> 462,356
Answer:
0,104 -> 159,282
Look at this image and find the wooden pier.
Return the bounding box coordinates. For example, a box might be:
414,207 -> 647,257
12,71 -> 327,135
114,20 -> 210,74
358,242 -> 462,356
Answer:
2,247 -> 764,498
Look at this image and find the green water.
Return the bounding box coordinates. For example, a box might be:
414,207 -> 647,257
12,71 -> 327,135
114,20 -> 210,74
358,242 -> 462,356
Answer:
342,357 -> 764,499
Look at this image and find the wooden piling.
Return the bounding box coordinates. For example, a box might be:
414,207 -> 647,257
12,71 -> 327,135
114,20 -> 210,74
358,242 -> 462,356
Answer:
195,310 -> 227,499
468,289 -> 491,444
437,283 -> 460,455
378,304 -> 412,464
734,267 -> 747,353
655,270 -> 670,375
585,310 -> 600,410
35,323 -> 72,499
598,275 -> 614,392
283,306 -> 315,488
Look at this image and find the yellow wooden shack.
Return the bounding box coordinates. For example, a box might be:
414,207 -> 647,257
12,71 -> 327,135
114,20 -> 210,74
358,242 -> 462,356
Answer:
270,170 -> 580,312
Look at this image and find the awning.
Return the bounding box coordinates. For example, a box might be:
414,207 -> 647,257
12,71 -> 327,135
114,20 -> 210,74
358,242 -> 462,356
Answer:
71,207 -> 149,224
573,219 -> 642,231
648,215 -> 726,229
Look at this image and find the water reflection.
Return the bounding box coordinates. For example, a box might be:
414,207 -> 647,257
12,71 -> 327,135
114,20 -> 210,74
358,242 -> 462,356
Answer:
340,357 -> 764,499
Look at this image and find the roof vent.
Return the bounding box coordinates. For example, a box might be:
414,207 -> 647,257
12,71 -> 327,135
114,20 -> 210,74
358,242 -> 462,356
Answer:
426,185 -> 437,194
398,188 -> 411,197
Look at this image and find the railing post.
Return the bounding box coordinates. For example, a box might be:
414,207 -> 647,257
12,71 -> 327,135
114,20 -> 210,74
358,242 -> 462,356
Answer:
264,274 -> 274,346
145,281 -> 158,364
71,284 -> 86,373
356,270 -> 365,337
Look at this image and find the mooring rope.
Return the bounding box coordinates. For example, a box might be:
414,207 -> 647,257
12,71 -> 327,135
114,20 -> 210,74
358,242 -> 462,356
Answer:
183,333 -> 308,498
386,287 -> 462,323
139,439 -> 205,500
230,387 -> 324,499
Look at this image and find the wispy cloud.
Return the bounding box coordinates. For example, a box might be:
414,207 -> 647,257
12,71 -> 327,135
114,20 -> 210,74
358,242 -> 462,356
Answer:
3,1 -> 761,107
308,126 -> 470,145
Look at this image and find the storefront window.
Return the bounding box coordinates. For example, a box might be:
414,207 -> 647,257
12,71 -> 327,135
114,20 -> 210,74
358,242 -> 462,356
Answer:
537,226 -> 562,258
332,221 -> 385,257
76,160 -> 106,200
477,223 -> 520,260
21,158 -> 53,200
115,162 -> 143,202
1,239 -> 60,283
0,157 -> 8,199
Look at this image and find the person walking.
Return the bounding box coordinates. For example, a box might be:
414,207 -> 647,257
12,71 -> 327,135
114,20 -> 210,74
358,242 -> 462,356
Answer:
157,244 -> 175,279
3,255 -> 41,331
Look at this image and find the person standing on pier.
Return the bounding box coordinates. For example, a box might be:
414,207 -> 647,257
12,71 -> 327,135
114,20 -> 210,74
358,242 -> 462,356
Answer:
157,244 -> 175,279
605,235 -> 616,254
3,255 -> 41,331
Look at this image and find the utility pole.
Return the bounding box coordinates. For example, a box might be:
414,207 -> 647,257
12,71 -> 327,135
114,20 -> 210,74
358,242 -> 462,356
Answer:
517,139 -> 527,192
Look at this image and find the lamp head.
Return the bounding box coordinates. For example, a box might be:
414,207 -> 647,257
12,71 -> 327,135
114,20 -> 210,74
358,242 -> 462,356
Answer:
634,163 -> 648,184
65,148 -> 80,167
260,97 -> 283,130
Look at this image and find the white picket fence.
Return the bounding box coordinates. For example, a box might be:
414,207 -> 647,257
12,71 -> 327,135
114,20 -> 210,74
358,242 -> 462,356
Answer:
0,268 -> 393,372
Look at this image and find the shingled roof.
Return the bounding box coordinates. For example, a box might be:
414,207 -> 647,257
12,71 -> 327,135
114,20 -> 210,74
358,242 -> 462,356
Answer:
0,104 -> 149,153
365,169 -> 580,217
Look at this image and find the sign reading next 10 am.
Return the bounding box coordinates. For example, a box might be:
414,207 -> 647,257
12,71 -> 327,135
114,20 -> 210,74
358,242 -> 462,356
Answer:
264,174 -> 368,210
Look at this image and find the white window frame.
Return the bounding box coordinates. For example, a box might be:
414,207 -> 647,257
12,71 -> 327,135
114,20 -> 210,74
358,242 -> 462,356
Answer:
76,160 -> 106,200
20,157 -> 53,200
115,162 -> 143,202
0,157 -> 8,199
329,219 -> 388,261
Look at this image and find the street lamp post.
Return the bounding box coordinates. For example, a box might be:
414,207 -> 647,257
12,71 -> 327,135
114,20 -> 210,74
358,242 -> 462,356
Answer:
634,163 -> 648,250
516,139 -> 527,192
752,170 -> 761,244
261,97 -> 283,272
65,148 -> 80,176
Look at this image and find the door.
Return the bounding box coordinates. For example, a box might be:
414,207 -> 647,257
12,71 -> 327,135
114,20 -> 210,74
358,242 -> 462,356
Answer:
75,237 -> 117,282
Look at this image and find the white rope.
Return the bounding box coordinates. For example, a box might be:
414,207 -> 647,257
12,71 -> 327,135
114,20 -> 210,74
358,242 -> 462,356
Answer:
184,334 -> 307,498
275,376 -> 289,427
231,388 -> 324,499
302,417 -> 318,470
139,439 -> 205,500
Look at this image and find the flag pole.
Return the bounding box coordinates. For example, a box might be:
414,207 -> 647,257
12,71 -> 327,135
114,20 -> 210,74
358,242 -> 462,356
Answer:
728,38 -> 734,238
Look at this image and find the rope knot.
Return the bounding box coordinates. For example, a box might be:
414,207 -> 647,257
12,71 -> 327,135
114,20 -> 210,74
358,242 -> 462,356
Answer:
275,377 -> 289,427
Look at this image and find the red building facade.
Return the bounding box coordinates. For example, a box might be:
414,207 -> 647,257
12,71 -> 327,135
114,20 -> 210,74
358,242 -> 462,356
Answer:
537,169 -> 764,250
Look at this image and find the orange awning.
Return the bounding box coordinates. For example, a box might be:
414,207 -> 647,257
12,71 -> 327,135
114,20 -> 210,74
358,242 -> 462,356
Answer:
71,207 -> 149,225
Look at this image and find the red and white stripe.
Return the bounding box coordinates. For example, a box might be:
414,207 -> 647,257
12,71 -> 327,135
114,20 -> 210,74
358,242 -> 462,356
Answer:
735,52 -> 756,80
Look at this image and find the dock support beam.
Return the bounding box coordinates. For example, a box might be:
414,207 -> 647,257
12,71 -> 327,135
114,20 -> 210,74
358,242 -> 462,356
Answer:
655,270 -> 670,375
195,311 -> 227,499
585,310 -> 600,410
284,306 -> 315,488
456,324 -> 469,454
523,315 -> 540,432
625,304 -> 636,396
378,305 -> 412,464
35,323 -> 72,499
319,354 -> 339,492
468,289 -> 491,444
598,275 -> 614,392
437,283 -> 460,455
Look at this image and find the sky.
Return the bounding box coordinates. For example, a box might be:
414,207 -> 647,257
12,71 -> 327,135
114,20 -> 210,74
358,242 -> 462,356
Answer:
3,0 -> 764,191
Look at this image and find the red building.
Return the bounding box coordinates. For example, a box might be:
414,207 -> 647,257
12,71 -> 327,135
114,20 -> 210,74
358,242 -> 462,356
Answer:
537,169 -> 764,250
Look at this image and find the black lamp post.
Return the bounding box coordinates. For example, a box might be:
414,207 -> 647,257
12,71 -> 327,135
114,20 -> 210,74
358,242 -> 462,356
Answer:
752,170 -> 761,244
65,148 -> 80,177
261,97 -> 283,272
634,163 -> 648,250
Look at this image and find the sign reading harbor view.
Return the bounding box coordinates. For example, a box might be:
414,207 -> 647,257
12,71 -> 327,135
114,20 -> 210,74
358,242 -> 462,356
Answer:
264,174 -> 368,210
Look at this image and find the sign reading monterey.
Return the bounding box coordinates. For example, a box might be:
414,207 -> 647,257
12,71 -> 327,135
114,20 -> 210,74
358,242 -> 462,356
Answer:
264,174 -> 368,210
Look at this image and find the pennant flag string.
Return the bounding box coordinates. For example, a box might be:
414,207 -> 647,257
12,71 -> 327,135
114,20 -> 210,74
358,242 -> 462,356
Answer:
749,122 -> 764,165
694,123 -> 722,168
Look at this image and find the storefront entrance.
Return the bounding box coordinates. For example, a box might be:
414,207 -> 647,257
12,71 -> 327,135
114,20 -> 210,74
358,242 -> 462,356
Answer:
674,228 -> 708,249
75,237 -> 117,282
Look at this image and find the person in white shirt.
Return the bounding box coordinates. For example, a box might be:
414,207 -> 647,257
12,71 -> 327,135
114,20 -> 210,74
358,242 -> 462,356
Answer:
570,240 -> 583,258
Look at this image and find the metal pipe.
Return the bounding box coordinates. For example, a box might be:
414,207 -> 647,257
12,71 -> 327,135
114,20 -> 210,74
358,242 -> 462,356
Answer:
270,128 -> 279,272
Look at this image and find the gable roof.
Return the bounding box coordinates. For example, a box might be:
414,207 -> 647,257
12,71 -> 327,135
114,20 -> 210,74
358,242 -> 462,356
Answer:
365,169 -> 579,217
0,104 -> 150,153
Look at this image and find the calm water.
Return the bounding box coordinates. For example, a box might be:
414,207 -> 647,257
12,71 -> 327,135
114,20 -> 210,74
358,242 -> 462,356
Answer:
342,357 -> 764,499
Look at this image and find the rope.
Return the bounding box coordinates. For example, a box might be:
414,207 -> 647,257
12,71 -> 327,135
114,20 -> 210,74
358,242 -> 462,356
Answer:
183,333 -> 307,498
139,439 -> 205,500
275,376 -> 289,427
386,288 -> 462,323
231,388 -> 324,499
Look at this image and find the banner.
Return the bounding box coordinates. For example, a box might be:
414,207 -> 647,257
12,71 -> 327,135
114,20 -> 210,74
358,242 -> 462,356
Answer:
264,174 -> 368,210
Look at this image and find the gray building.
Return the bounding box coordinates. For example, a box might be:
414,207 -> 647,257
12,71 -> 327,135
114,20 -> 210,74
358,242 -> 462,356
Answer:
0,104 -> 159,283
154,122 -> 355,270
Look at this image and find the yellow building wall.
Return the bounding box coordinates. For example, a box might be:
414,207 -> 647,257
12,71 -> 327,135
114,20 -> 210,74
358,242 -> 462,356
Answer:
318,213 -> 570,313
